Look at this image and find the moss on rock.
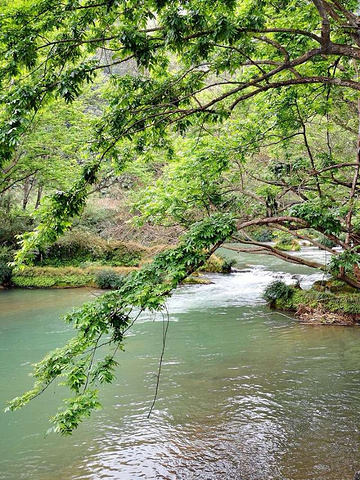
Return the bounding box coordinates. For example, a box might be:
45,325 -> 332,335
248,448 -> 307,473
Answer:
274,239 -> 301,252
200,254 -> 235,273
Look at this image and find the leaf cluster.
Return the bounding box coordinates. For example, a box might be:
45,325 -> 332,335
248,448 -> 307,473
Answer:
6,213 -> 236,433
290,201 -> 342,236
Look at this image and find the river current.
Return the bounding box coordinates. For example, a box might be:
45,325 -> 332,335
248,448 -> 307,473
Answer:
0,248 -> 359,480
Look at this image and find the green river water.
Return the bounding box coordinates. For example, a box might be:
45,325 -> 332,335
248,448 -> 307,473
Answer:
0,248 -> 360,480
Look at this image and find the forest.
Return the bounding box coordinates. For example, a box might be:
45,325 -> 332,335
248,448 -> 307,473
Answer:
1,2 -> 360,475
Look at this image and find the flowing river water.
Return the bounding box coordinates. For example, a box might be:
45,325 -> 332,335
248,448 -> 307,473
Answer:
1,248 -> 360,480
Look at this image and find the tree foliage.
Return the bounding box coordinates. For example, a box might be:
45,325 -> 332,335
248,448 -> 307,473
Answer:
6,213 -> 236,434
2,0 -> 360,430
2,0 -> 360,262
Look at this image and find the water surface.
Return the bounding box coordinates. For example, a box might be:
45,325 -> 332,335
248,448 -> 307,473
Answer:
1,250 -> 359,480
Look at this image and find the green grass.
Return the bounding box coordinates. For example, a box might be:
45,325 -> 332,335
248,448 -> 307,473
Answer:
11,266 -> 136,288
273,287 -> 360,314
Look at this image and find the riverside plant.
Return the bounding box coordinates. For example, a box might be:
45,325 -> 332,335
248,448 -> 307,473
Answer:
6,214 -> 236,434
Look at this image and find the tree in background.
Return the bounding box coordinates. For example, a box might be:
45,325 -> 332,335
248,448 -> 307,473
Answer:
0,99 -> 90,209
131,84 -> 360,285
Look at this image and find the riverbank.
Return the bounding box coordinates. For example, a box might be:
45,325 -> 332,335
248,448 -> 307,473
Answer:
5,253 -> 229,289
264,280 -> 360,325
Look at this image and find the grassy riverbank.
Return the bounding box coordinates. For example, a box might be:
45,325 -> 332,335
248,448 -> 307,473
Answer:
264,280 -> 360,325
0,225 -> 233,289
10,265 -> 135,288
5,253 -> 231,289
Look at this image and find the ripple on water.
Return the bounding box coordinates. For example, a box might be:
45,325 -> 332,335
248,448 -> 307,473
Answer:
1,257 -> 360,480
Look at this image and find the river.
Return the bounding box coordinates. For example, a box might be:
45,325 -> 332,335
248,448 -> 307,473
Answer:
0,248 -> 360,480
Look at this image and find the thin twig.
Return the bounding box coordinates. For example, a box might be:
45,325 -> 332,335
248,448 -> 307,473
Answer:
83,334 -> 102,392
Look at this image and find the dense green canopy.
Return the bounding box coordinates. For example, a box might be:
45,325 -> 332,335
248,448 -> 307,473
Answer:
0,0 -> 359,269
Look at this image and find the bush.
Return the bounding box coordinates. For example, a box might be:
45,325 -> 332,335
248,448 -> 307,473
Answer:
0,208 -> 34,247
315,235 -> 337,249
95,270 -> 125,289
252,229 -> 274,242
106,242 -> 146,267
0,263 -> 12,285
263,281 -> 294,307
39,229 -> 107,266
219,257 -> 236,273
74,202 -> 116,234
0,246 -> 13,286
36,230 -> 148,267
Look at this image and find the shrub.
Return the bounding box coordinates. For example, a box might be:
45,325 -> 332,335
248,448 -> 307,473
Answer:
36,231 -> 148,267
315,234 -> 337,249
106,242 -> 146,267
0,246 -> 13,286
74,202 -> 116,234
252,229 -> 274,242
0,263 -> 12,285
40,229 -> 108,265
0,208 -> 34,247
95,270 -> 125,289
263,281 -> 294,307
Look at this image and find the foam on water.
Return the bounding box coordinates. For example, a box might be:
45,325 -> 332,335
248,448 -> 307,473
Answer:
162,265 -> 325,315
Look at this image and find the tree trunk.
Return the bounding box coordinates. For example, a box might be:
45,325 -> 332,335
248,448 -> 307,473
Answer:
345,97 -> 360,245
22,177 -> 34,210
35,185 -> 43,209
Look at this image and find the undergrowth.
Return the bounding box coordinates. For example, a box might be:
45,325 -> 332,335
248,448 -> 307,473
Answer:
263,281 -> 360,314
